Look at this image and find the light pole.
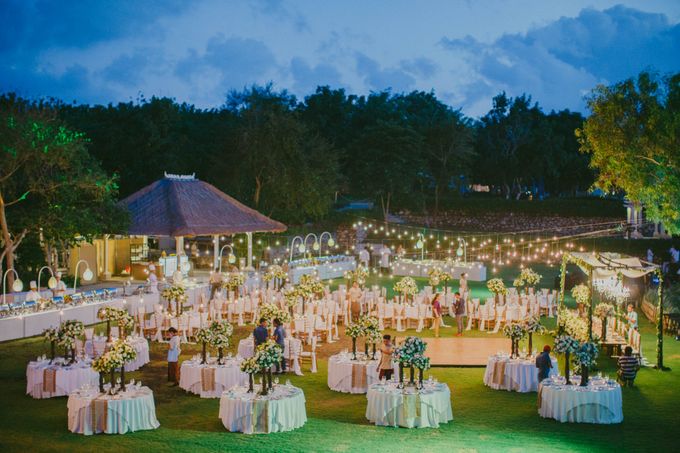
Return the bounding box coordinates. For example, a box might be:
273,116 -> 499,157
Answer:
319,232 -> 335,257
37,266 -> 57,294
304,233 -> 319,257
73,260 -> 94,291
2,269 -> 23,305
217,245 -> 236,273
456,238 -> 468,264
289,236 -> 305,262
415,233 -> 426,261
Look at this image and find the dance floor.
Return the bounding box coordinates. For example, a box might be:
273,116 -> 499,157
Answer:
423,337 -> 511,366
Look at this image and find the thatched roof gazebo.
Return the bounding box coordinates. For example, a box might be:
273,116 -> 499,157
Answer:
119,173 -> 286,269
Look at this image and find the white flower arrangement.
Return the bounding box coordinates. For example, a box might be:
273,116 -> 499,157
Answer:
43,327 -> 60,343
502,322 -> 527,340
239,356 -> 260,375
209,321 -> 233,349
346,322 -> 365,338
263,265 -> 287,282
365,328 -> 383,344
557,307 -> 589,342
411,354 -> 431,370
523,316 -> 546,334
393,336 -> 427,366
224,273 -> 245,290
254,339 -> 283,369
514,267 -> 542,289
110,339 -> 138,364
162,285 -> 187,303
346,266 -> 368,286
554,334 -> 580,354
573,341 -> 599,368
594,303 -> 615,319
57,320 -> 85,349
258,303 -> 291,324
571,284 -> 590,305
97,306 -> 128,322
283,288 -> 301,307
486,278 -> 507,295
195,327 -> 213,344
359,315 -> 380,333
394,277 -> 418,297
298,274 -> 325,299
428,268 -> 442,287
91,353 -> 121,374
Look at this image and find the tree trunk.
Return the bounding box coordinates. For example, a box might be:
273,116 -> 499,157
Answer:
433,183 -> 440,220
380,193 -> 391,220
254,175 -> 262,207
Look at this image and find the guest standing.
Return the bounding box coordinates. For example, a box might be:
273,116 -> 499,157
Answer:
209,267 -> 223,300
459,273 -> 468,298
431,293 -> 442,338
453,292 -> 465,336
273,318 -> 287,374
380,246 -> 392,273
147,264 -> 159,293
253,318 -> 269,346
167,327 -> 181,385
359,247 -> 370,269
378,335 -> 394,381
626,304 -> 638,338
535,345 -> 552,382
52,272 -> 67,298
348,281 -> 363,322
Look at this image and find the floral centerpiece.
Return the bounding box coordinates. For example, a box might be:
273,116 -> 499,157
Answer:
91,351 -> 122,393
346,322 -> 365,360
513,267 -> 542,295
239,357 -> 260,392
43,327 -> 60,363
258,303 -> 291,326
98,306 -> 134,341
502,322 -> 526,358
254,339 -> 283,395
594,303 -> 615,341
486,278 -> 507,304
393,336 -> 427,386
573,341 -> 599,386
554,334 -> 580,384
263,265 -> 287,290
411,354 -> 431,387
360,315 -> 380,359
556,306 -> 588,342
223,273 -> 245,293
428,268 -> 443,288
346,266 -> 368,286
523,316 -> 545,353
209,320 -> 233,363
58,320 -> 85,364
110,339 -> 137,390
162,285 -> 187,315
195,327 -> 213,364
393,276 -> 418,303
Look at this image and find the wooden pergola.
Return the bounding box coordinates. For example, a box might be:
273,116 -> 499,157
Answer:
558,251 -> 666,369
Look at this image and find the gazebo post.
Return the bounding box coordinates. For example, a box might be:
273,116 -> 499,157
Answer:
175,236 -> 184,271
587,267 -> 593,340
213,235 -> 220,270
655,270 -> 669,371
246,232 -> 254,270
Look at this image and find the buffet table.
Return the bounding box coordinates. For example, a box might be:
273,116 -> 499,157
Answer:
483,354 -> 558,393
67,385 -> 160,435
180,358 -> 249,398
327,352 -> 399,394
85,336 -> 150,372
289,256 -> 356,284
365,381 -> 453,428
392,259 -> 487,282
219,384 -> 307,434
26,358 -> 99,399
538,376 -> 623,424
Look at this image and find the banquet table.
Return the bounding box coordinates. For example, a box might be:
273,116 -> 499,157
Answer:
327,352 -> 399,394
180,357 -> 249,398
237,337 -> 303,375
483,354 -> 558,393
67,385 -> 160,435
538,376 -> 623,424
391,259 -> 487,281
365,381 -> 453,428
219,384 -> 307,434
85,336 -> 150,372
26,358 -> 99,399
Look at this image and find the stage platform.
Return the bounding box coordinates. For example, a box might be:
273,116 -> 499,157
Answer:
423,337 -> 511,367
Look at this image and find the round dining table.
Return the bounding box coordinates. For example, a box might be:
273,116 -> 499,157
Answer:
538,376 -> 623,424
483,353 -> 558,393
365,380 -> 453,428
26,357 -> 99,399
327,352 -> 399,394
179,357 -> 248,398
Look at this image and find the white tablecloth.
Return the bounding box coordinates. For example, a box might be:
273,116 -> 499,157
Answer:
238,337 -> 303,375
219,385 -> 307,434
327,352 -> 399,394
67,386 -> 161,435
483,354 -> 558,393
85,336 -> 150,372
26,358 -> 99,399
366,382 -> 453,428
538,377 -> 623,424
179,358 -> 248,398
392,259 -> 487,281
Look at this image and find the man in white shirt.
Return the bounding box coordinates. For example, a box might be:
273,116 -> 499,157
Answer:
167,327 -> 181,385
359,247 -> 370,269
25,281 -> 41,303
626,304 -> 638,339
147,264 -> 159,293
380,246 -> 392,272
52,272 -> 67,298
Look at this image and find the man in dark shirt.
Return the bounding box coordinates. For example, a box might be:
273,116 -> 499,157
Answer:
618,346 -> 640,386
253,318 -> 268,346
273,318 -> 287,374
535,345 -> 552,382
453,292 -> 465,336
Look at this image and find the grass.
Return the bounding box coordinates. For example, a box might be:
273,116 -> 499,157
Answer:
1,265 -> 678,452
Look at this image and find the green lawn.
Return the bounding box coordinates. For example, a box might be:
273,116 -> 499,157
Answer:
1,268 -> 678,452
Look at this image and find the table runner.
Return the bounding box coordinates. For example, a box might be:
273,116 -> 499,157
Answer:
92,399 -> 108,433
492,361 -> 506,386
352,363 -> 367,389
252,399 -> 269,433
43,368 -> 56,393
402,393 -> 421,419
201,368 -> 216,392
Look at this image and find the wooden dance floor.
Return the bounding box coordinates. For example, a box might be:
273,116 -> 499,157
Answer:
423,337 -> 511,366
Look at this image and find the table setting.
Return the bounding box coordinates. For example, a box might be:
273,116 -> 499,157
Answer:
218,382 -> 307,434
483,351 -> 558,393
67,381 -> 160,435
327,350 -> 399,394
538,374 -> 623,424
85,334 -> 150,371
365,377 -> 453,428
180,354 -> 249,398
26,356 -> 99,399
237,336 -> 303,375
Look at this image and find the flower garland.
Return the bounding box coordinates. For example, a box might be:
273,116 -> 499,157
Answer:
486,278 -> 507,295
254,339 -> 283,369
553,334 -> 580,354
594,303 -> 615,319
393,277 -> 418,297
393,336 -> 427,366
571,284 -> 590,306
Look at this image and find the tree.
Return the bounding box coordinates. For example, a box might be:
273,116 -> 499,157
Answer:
0,94 -> 122,279
577,72 -> 680,233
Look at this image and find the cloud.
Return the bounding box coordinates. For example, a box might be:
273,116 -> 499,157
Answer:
355,53 -> 415,93
175,35 -> 278,92
400,57 -> 438,79
440,5 -> 680,114
289,57 -> 342,94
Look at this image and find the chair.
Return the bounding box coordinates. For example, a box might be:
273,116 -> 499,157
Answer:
286,338 -> 303,374
492,305 -> 506,333
405,306 -> 419,330
299,336 -> 317,373
293,317 -> 308,344
383,303 -> 394,329
313,315 -> 328,343
84,328 -> 94,341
